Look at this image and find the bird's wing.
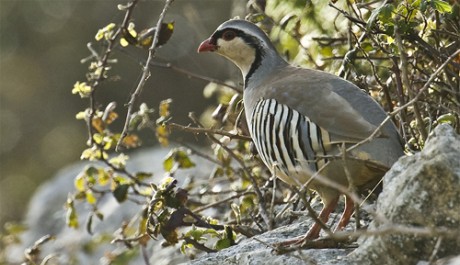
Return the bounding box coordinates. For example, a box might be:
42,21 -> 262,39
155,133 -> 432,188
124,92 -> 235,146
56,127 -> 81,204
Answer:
258,67 -> 381,141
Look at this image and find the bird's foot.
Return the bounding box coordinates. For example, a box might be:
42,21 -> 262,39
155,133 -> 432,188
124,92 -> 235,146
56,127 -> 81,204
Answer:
274,235 -> 307,248
272,229 -> 319,253
273,234 -> 352,254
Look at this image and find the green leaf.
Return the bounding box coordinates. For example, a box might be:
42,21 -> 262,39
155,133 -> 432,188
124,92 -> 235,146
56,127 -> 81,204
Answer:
136,172 -> 153,180
85,166 -> 98,186
279,13 -> 298,30
163,148 -> 195,172
436,113 -> 456,125
113,184 -> 130,203
163,155 -> 174,172
215,238 -> 232,250
367,3 -> 394,30
431,0 -> 452,13
3,222 -> 28,235
95,211 -> 104,221
86,213 -> 94,235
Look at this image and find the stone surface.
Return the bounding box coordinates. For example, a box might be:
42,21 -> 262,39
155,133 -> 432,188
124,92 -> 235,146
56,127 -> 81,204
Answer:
349,124 -> 460,265
186,220 -> 352,265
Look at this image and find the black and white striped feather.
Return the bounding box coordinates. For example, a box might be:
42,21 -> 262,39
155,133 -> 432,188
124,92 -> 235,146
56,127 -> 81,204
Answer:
249,98 -> 331,182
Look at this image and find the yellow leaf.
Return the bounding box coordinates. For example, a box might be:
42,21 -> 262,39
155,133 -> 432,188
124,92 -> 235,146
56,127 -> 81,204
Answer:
91,118 -> 105,133
120,38 -> 129,47
159,176 -> 175,189
72,82 -> 92,98
386,36 -> 395,45
86,191 -> 97,205
75,111 -> 88,120
127,22 -> 137,37
80,147 -> 107,161
156,125 -> 169,147
159,99 -> 172,117
108,154 -> 129,169
66,198 -> 79,229
138,186 -> 154,196
95,23 -> 116,41
103,111 -> 118,124
92,133 -> 104,144
98,169 -> 111,186
122,134 -> 141,148
74,174 -> 86,191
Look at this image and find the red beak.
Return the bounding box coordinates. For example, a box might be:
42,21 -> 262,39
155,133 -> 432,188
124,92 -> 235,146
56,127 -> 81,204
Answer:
197,38 -> 217,52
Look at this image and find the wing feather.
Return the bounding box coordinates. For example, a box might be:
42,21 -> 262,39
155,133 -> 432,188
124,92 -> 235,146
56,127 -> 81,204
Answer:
248,66 -> 386,142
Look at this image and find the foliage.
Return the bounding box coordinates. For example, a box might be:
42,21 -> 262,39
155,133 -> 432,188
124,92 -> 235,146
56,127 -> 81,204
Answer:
260,0 -> 459,150
4,0 -> 458,263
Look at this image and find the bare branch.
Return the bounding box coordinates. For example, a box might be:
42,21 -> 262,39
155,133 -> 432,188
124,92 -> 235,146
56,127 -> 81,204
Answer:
116,0 -> 175,151
166,122 -> 252,141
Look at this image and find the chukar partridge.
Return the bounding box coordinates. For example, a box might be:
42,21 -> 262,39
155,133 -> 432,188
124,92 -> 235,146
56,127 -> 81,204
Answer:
198,19 -> 403,242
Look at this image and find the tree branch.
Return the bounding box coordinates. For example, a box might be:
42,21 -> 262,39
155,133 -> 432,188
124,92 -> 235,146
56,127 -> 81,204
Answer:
116,0 -> 175,151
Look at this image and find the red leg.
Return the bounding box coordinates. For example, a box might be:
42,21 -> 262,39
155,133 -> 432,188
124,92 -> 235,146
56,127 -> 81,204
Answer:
303,195 -> 340,240
335,195 -> 354,231
276,196 -> 340,247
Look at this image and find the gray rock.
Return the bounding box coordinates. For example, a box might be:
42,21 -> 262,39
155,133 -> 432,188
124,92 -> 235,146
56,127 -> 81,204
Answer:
349,124 -> 460,265
187,220 -> 352,265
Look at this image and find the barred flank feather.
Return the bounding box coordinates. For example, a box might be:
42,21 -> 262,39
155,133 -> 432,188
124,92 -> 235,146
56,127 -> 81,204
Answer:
250,99 -> 330,177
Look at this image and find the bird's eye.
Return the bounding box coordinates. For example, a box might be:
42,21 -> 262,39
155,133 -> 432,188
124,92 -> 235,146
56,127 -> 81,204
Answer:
222,30 -> 236,41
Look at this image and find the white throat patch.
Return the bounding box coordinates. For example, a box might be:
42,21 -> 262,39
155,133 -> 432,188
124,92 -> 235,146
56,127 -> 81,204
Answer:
216,37 -> 256,77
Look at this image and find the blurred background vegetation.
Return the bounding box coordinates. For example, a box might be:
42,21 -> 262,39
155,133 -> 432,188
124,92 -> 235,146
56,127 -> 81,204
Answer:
0,0 -> 236,228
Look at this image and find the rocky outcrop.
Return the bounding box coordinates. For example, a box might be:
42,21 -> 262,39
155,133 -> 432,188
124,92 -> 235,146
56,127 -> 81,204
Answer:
349,124 -> 460,265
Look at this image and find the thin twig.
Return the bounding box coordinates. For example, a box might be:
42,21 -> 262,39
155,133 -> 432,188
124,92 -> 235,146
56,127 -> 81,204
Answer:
149,61 -> 243,93
428,236 -> 443,264
116,0 -> 175,151
193,190 -> 255,213
87,0 -> 140,145
328,3 -> 367,27
183,237 -> 217,253
188,112 -> 272,230
171,139 -> 224,166
394,16 -> 428,142
347,48 -> 460,153
167,122 -> 251,141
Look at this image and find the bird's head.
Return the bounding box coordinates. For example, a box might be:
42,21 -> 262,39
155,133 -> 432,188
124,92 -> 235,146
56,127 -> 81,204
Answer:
198,19 -> 285,82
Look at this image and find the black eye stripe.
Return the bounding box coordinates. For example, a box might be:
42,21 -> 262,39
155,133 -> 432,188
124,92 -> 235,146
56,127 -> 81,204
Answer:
212,28 -> 261,48
212,28 -> 243,43
222,30 -> 236,41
